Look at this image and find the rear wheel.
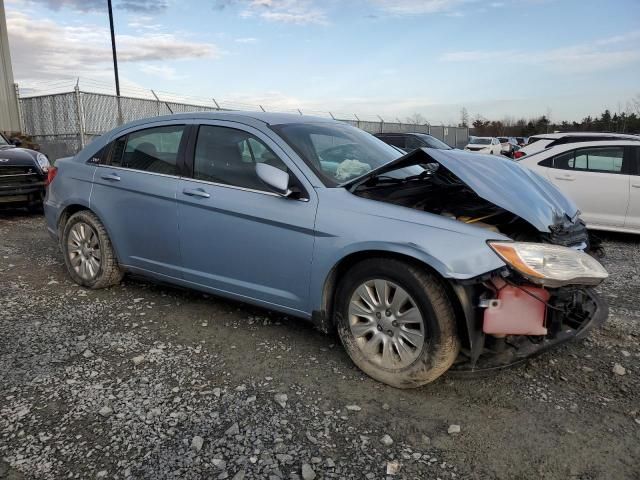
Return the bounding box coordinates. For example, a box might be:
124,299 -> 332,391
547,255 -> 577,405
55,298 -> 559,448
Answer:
61,211 -> 123,289
335,258 -> 459,388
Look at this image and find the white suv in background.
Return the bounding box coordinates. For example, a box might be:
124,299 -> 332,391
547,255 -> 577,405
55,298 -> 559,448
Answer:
464,137 -> 502,155
515,132 -> 638,159
518,140 -> 640,234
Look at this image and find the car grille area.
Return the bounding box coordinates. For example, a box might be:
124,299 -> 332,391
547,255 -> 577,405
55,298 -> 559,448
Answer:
0,166 -> 42,186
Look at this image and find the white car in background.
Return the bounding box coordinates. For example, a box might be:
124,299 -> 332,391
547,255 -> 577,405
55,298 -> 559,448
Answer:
518,140 -> 640,234
464,137 -> 502,155
514,132 -> 638,159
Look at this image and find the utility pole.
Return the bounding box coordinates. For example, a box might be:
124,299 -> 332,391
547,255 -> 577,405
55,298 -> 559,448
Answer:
108,0 -> 123,124
108,0 -> 120,97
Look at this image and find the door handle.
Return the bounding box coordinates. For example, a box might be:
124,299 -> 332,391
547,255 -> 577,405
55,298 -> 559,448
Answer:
554,175 -> 575,181
632,184 -> 640,189
182,188 -> 210,199
100,173 -> 121,181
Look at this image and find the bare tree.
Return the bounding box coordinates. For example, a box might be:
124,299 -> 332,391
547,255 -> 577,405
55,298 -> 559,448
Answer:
632,93 -> 640,116
459,107 -> 469,128
405,113 -> 428,125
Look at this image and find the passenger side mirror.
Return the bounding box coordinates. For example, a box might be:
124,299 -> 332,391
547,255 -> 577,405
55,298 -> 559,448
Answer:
256,163 -> 292,197
10,138 -> 22,147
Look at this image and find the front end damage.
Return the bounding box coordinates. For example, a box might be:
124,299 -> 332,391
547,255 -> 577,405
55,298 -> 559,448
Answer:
448,270 -> 607,371
346,147 -> 609,370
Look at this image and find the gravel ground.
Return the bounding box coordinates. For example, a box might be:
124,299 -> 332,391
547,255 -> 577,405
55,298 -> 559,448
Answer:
1,211 -> 639,480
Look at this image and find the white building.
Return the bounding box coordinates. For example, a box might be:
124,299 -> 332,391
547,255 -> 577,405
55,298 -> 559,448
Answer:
0,0 -> 20,132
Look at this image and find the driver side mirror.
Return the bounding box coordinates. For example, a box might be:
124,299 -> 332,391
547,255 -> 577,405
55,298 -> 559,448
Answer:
10,138 -> 22,147
256,163 -> 292,197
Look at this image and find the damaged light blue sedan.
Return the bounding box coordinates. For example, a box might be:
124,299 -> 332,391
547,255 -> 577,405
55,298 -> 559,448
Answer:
44,112 -> 608,388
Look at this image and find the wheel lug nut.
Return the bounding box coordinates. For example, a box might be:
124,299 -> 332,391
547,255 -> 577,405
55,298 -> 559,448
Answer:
387,330 -> 394,337
385,310 -> 392,317
375,312 -> 382,319
377,325 -> 383,331
392,321 -> 398,327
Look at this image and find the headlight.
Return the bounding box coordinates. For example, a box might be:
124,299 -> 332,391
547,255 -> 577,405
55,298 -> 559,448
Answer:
36,153 -> 50,172
488,241 -> 608,287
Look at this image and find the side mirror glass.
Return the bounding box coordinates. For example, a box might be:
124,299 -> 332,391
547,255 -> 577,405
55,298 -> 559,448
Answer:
256,163 -> 291,197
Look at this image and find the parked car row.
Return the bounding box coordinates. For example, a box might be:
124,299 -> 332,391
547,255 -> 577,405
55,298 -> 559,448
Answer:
43,112 -> 609,388
518,138 -> 640,234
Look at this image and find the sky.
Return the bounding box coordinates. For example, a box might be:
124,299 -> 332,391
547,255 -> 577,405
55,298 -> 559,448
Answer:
5,0 -> 640,124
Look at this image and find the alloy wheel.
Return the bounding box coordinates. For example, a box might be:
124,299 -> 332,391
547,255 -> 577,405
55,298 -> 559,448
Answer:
67,222 -> 101,281
348,279 -> 426,369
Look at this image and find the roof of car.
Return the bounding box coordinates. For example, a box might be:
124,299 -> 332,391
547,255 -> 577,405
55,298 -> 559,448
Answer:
111,111 -> 336,135
520,139 -> 640,162
375,132 -> 432,136
529,132 -> 638,140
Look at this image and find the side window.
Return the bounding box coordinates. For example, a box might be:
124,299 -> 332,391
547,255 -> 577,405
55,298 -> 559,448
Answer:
109,136 -> 127,167
193,125 -> 288,191
633,146 -> 640,176
577,147 -> 624,173
552,147 -> 625,173
405,136 -> 423,151
378,135 -> 404,148
108,125 -> 185,175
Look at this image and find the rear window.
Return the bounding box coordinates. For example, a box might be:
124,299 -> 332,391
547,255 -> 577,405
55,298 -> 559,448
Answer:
470,138 -> 491,145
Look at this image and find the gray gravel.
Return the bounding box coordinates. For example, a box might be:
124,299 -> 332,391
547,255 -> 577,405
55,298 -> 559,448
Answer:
1,212 -> 639,479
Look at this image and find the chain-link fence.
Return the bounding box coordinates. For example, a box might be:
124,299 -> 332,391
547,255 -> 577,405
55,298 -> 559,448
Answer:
19,88 -> 469,160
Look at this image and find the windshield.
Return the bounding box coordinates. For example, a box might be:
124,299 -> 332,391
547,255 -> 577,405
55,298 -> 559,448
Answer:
416,134 -> 452,150
272,122 -> 404,186
470,138 -> 491,145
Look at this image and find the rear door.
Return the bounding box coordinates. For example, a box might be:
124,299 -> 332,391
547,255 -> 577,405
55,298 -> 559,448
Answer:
90,122 -> 187,278
176,121 -> 318,314
546,145 -> 630,228
624,146 -> 640,231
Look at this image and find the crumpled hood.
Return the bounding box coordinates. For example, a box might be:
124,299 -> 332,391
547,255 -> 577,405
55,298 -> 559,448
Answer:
345,147 -> 579,232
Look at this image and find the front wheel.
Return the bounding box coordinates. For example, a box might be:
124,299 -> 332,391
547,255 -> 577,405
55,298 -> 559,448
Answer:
61,210 -> 124,289
334,258 -> 460,389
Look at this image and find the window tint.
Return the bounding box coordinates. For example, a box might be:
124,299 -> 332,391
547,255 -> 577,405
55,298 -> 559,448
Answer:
377,135 -> 405,148
405,136 -> 423,150
194,126 -> 288,191
633,146 -> 640,176
109,125 -> 185,175
552,147 -> 624,173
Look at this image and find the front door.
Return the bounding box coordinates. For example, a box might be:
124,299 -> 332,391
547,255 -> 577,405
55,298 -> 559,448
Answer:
176,122 -> 317,315
90,123 -> 187,278
546,145 -> 630,228
624,146 -> 640,231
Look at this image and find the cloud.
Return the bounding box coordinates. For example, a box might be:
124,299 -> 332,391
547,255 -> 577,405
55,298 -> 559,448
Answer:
234,37 -> 259,43
17,0 -> 169,12
214,0 -> 327,24
138,64 -> 185,80
6,10 -> 219,82
370,0 -> 466,15
127,15 -> 163,30
439,33 -> 640,73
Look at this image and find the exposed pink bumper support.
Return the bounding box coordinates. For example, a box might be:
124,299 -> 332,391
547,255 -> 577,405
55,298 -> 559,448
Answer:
483,281 -> 550,336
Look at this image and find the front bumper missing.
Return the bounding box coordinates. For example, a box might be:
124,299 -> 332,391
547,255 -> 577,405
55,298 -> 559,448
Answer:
449,280 -> 608,373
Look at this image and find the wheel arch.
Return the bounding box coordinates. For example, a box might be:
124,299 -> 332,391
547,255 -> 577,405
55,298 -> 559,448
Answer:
315,249 -> 467,342
57,203 -> 123,265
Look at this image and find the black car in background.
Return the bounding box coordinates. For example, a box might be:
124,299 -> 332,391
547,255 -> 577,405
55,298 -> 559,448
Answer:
0,133 -> 51,211
374,132 -> 452,152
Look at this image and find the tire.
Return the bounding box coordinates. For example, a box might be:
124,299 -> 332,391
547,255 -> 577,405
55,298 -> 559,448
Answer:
61,210 -> 124,289
334,258 -> 460,389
